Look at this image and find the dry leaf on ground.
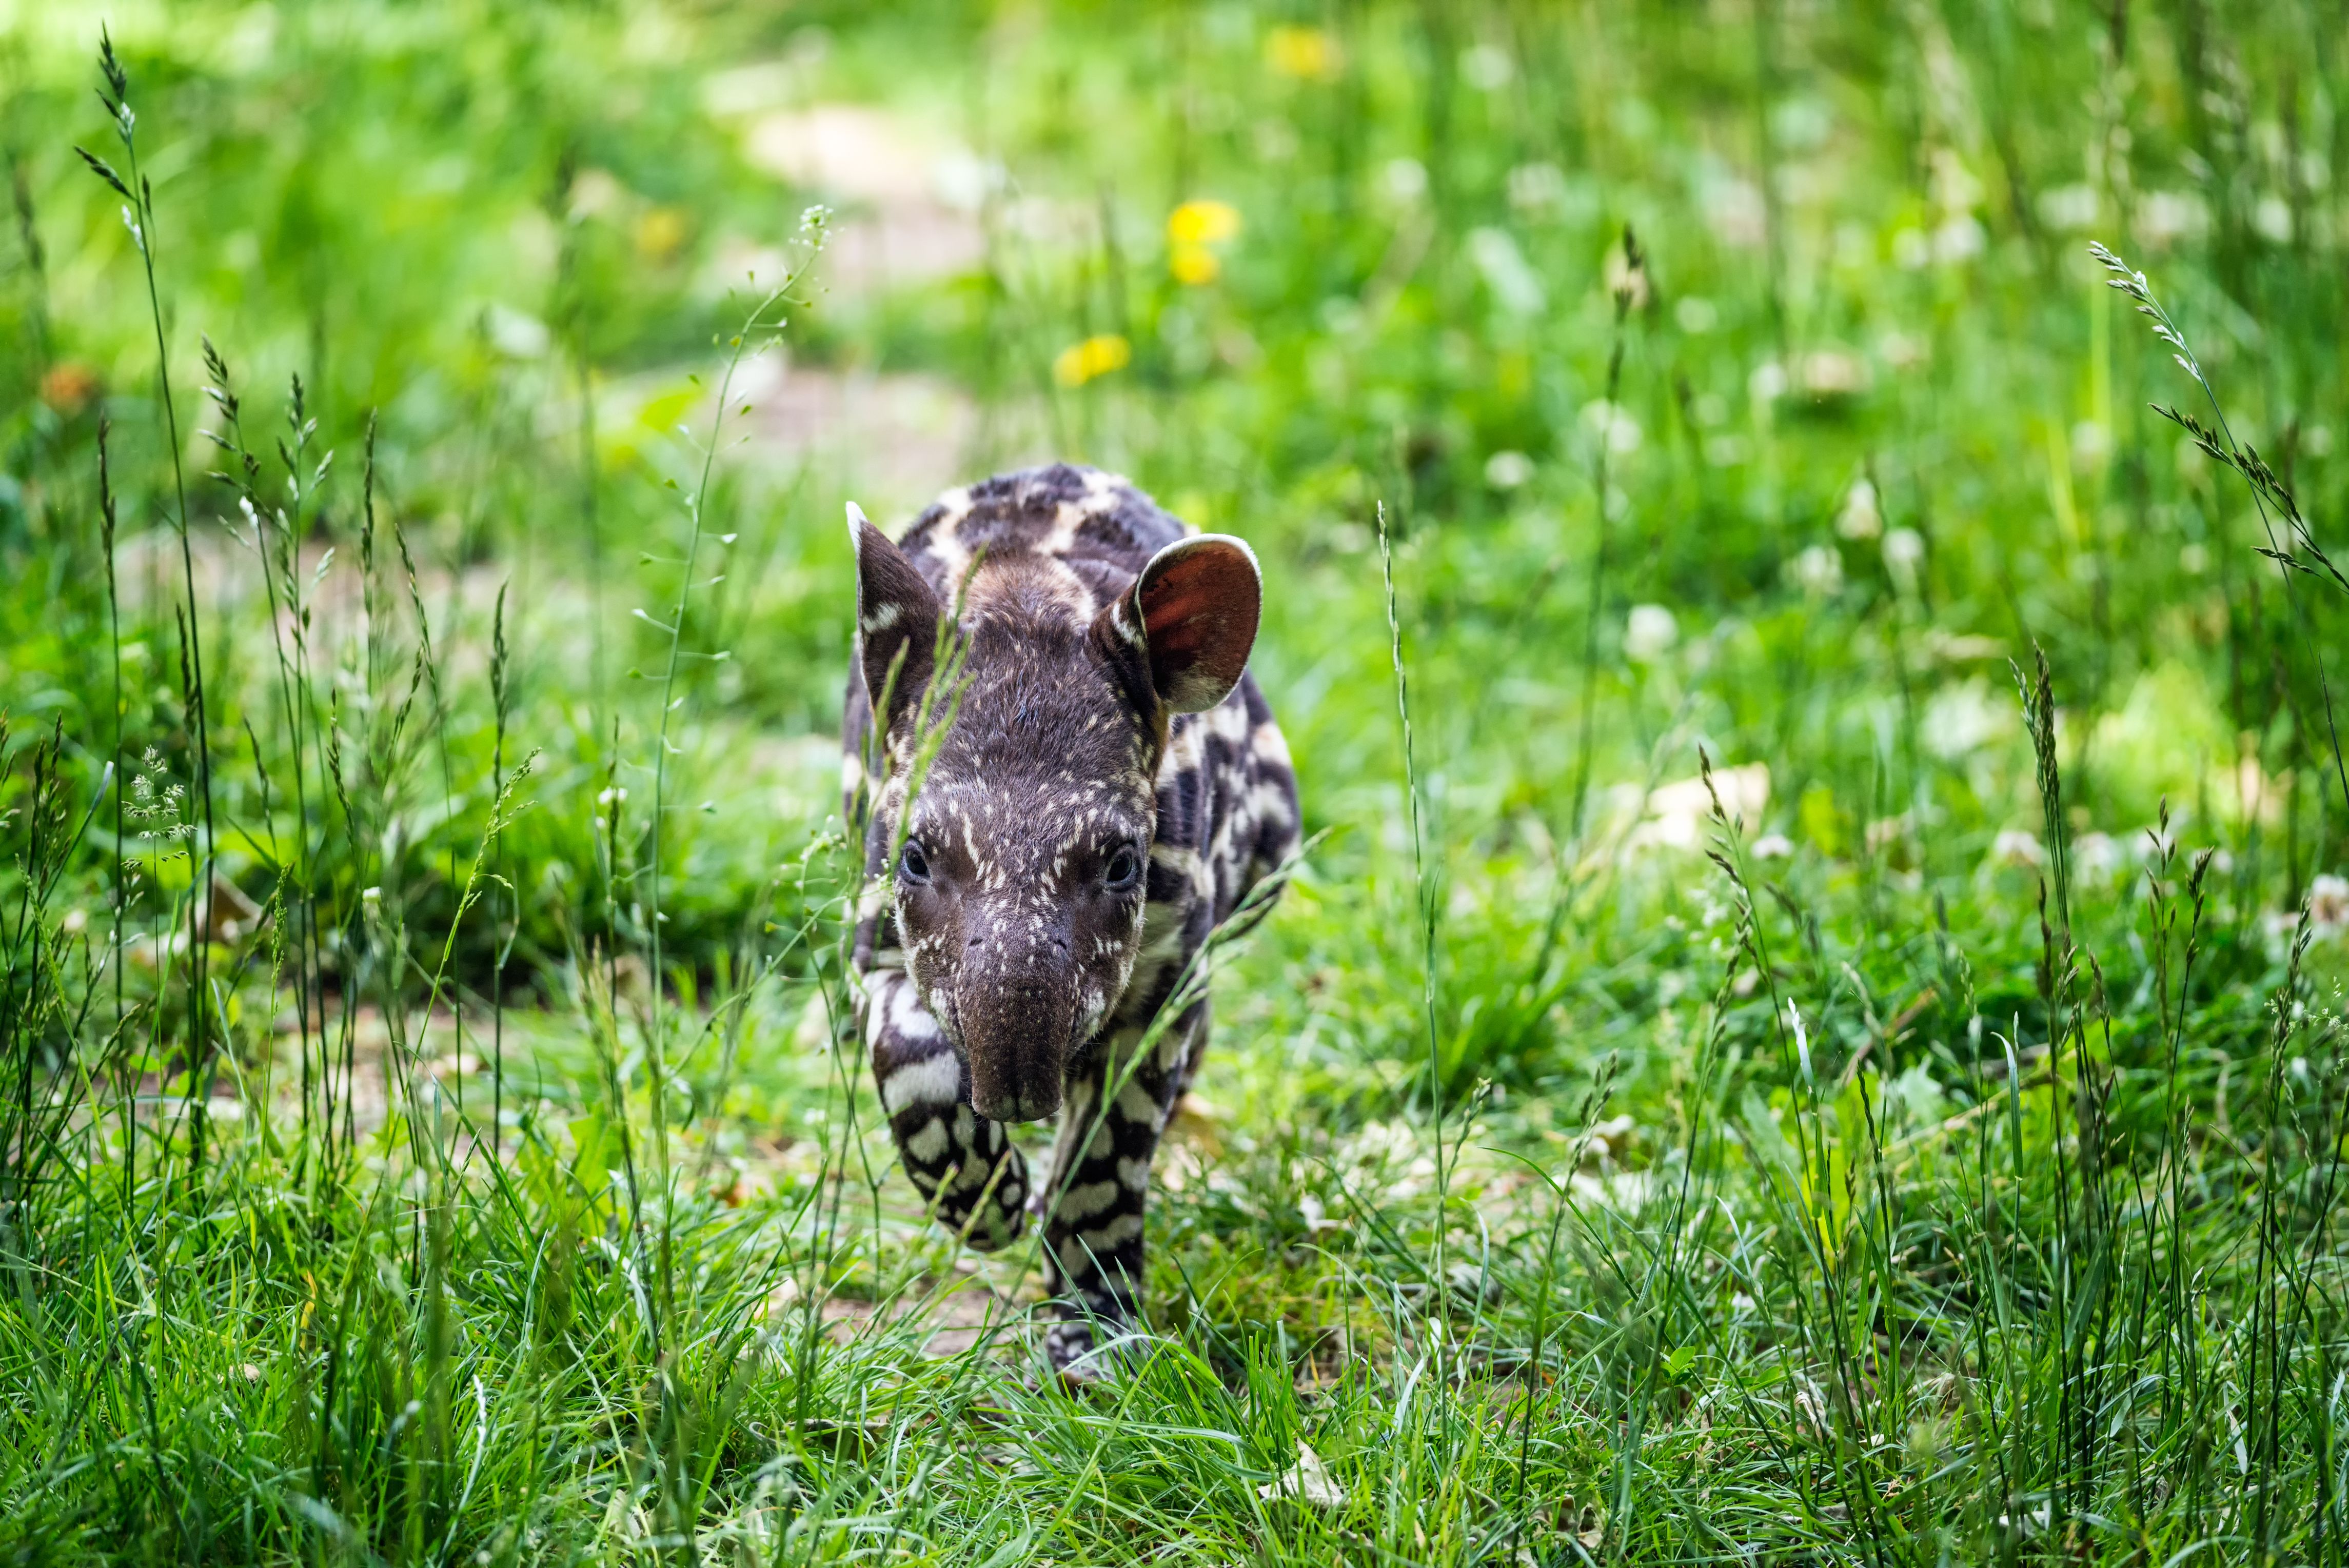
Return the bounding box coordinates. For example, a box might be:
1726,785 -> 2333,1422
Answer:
1257,1443 -> 1348,1509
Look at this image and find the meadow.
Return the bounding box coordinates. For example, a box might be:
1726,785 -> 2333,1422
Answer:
1,1 -> 2345,1561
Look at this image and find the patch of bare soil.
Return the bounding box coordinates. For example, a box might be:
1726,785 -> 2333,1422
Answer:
738,356 -> 981,515
738,104 -> 989,297
760,1264 -> 1028,1361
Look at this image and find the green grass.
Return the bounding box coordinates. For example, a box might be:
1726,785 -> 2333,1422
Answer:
3,1 -> 2347,1561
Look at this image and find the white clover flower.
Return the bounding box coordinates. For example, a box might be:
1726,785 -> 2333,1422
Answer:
1506,161 -> 1568,215
1380,157 -> 1428,206
1466,226 -> 1544,314
1788,544 -> 1843,596
1835,478 -> 1881,540
2037,183 -> 2100,232
1483,450 -> 1534,490
1459,43 -> 1513,89
1579,399 -> 1642,455
1932,214 -> 1986,264
1624,604 -> 1678,662
1883,527 -> 1925,591
1991,830 -> 2044,867
2071,832 -> 2126,882
2309,874 -> 2349,934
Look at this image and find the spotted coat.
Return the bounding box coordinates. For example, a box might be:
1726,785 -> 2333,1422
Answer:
842,463 -> 1299,1375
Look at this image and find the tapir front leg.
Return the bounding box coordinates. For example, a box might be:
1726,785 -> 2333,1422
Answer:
1035,1006 -> 1207,1375
861,968 -> 1030,1251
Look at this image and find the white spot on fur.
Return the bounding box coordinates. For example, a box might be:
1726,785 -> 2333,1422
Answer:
1154,1029 -> 1191,1073
905,1118 -> 951,1162
886,983 -> 940,1041
1058,1179 -> 1121,1220
1245,778 -> 1296,828
881,1051 -> 961,1112
1252,720 -> 1292,768
1115,1078 -> 1160,1127
1041,501 -> 1085,556
1158,723 -> 1206,789
1081,1212 -> 1144,1249
862,975 -> 905,1048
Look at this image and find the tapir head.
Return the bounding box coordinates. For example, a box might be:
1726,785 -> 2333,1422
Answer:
850,505 -> 1262,1123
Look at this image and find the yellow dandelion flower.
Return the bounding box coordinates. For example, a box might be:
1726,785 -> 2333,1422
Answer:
1169,243 -> 1221,285
1265,25 -> 1341,82
1167,199 -> 1242,246
634,206 -> 688,262
1053,333 -> 1132,388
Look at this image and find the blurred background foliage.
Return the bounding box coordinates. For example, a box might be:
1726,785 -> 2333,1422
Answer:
4,0 -> 2341,1091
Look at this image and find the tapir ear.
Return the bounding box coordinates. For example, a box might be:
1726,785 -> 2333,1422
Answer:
1099,533 -> 1262,714
850,502 -> 943,729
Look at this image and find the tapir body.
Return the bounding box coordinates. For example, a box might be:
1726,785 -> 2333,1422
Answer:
843,463 -> 1298,1375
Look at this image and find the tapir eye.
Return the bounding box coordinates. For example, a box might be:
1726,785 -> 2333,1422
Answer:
898,838 -> 932,886
1103,844 -> 1143,891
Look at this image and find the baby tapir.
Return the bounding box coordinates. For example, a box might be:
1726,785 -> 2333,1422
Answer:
842,463 -> 1299,1377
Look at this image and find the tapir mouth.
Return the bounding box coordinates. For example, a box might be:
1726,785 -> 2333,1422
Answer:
974,1082 -> 1062,1123
968,1040 -> 1064,1122
957,975 -> 1072,1124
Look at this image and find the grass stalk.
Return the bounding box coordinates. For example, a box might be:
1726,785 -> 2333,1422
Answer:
78,29 -> 219,1181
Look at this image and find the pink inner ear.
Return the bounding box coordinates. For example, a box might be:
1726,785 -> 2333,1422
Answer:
1140,542 -> 1260,703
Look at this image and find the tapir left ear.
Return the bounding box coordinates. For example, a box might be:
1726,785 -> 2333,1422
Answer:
850,501 -> 944,731
1098,533 -> 1262,714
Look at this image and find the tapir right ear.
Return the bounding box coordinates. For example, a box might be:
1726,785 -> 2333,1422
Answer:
850,502 -> 943,730
1097,532 -> 1263,715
